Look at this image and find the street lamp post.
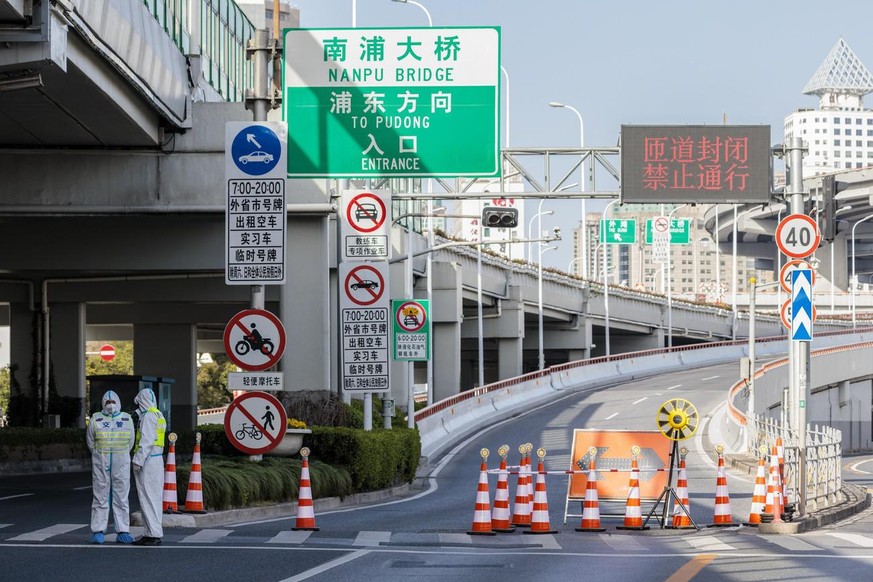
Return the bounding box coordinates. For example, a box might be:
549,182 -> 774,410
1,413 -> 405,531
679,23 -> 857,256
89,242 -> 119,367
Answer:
548,101 -> 586,278
667,204 -> 686,349
747,278 -> 781,450
390,0 -> 432,25
538,244 -> 558,370
732,206 -> 756,340
528,203 -> 553,262
602,200 -> 619,355
852,213 -> 873,328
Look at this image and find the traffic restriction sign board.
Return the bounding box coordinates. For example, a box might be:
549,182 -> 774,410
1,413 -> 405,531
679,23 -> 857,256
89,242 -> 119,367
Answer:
339,262 -> 390,392
224,309 -> 286,371
392,299 -> 430,360
776,214 -> 821,259
341,190 -> 390,260
343,263 -> 387,306
779,259 -> 816,293
224,391 -> 287,455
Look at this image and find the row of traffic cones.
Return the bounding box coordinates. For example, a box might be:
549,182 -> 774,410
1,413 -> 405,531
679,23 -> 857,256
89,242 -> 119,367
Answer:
162,432 -> 206,514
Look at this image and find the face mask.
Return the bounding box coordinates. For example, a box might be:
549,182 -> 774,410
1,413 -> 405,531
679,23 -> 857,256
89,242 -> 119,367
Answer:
103,401 -> 119,415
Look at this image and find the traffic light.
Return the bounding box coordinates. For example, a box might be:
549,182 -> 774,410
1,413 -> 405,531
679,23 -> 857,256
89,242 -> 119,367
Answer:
819,175 -> 847,242
481,206 -> 519,228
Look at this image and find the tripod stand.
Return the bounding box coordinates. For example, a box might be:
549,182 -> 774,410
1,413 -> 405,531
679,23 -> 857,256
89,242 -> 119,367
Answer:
642,431 -> 699,529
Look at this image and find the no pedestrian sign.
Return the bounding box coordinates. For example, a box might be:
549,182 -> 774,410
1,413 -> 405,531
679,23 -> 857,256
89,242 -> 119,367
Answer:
392,299 -> 430,361
224,391 -> 287,455
341,190 -> 390,260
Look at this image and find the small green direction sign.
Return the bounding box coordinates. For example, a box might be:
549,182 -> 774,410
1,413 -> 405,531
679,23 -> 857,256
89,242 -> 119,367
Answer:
392,299 -> 430,361
599,219 -> 637,244
645,218 -> 691,244
284,27 -> 501,178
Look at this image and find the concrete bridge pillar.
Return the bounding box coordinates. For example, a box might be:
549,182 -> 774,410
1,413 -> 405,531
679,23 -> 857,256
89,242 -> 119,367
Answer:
431,261 -> 463,401
50,302 -> 86,427
9,301 -> 36,423
494,285 -> 524,380
133,323 -> 196,432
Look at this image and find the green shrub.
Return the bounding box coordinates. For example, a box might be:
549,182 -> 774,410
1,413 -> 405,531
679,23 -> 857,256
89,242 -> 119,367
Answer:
0,427 -> 89,462
175,457 -> 352,511
304,427 -> 420,491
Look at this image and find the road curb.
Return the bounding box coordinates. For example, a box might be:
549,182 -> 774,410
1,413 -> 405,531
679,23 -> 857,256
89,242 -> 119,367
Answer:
131,482 -> 416,528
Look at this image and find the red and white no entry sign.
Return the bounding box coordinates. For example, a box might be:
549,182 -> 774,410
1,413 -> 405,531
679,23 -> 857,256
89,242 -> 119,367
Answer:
344,264 -> 386,306
224,309 -> 286,371
395,300 -> 427,332
224,391 -> 287,455
776,214 -> 821,259
99,344 -> 116,362
346,192 -> 387,234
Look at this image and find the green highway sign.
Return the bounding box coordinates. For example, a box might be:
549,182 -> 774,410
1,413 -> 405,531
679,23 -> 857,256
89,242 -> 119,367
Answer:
392,299 -> 430,361
599,219 -> 637,244
284,27 -> 501,178
645,218 -> 691,244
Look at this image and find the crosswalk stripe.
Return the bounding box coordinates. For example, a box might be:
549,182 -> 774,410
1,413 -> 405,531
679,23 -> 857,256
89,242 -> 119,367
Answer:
0,524 -> 11,530
599,533 -> 648,551
267,531 -> 313,544
757,535 -> 823,551
825,532 -> 873,547
353,531 -> 391,547
180,529 -> 232,543
7,523 -> 86,542
684,536 -> 735,552
522,534 -> 561,550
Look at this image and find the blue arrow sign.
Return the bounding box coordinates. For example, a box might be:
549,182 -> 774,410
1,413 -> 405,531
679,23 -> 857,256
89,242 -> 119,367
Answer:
791,269 -> 813,341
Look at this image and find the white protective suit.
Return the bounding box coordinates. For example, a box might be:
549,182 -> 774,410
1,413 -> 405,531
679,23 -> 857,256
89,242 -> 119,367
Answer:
86,390 -> 135,535
133,388 -> 166,540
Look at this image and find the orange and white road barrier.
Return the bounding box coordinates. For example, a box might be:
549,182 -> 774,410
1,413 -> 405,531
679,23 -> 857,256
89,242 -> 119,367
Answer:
576,446 -> 606,532
745,445 -> 769,526
670,446 -> 694,529
491,445 -> 515,533
468,448 -> 496,536
182,432 -> 206,514
293,447 -> 320,531
525,448 -> 558,535
162,433 -> 179,514
618,446 -> 648,530
511,445 -> 531,527
708,444 -> 734,527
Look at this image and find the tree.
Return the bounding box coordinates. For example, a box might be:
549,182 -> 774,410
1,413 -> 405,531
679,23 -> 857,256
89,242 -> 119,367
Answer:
0,366 -> 9,422
197,353 -> 236,409
85,341 -> 134,376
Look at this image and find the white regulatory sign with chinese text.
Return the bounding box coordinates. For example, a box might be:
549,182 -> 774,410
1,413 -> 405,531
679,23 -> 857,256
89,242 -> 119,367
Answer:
339,262 -> 390,392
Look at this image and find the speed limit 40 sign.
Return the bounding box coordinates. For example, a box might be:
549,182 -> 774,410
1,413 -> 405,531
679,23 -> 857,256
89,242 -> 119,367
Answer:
776,214 -> 821,259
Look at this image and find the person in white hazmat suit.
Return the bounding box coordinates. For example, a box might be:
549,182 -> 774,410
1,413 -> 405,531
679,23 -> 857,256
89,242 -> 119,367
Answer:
86,390 -> 135,544
132,387 -> 166,546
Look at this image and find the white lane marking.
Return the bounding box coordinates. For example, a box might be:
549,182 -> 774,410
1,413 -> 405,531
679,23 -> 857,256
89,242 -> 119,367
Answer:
758,535 -> 823,551
667,384 -> 682,390
72,486 -> 92,491
0,524 -> 11,530
849,459 -> 873,475
180,529 -> 232,543
523,534 -> 561,550
826,532 -> 873,547
632,397 -> 647,405
279,549 -> 371,582
7,523 -> 86,541
0,494 -> 34,502
701,375 -> 720,381
605,412 -> 619,420
268,531 -> 313,544
353,531 -> 391,547
684,536 -> 735,552
599,533 -> 648,551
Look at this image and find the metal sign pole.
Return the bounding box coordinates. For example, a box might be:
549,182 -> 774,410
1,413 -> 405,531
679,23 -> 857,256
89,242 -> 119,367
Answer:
786,137 -> 809,517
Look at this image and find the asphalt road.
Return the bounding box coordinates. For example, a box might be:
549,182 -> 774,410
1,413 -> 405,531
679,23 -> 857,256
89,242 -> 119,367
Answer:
3,361 -> 873,581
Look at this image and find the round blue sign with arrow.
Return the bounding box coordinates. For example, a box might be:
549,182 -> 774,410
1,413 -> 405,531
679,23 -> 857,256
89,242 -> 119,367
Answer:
231,125 -> 282,176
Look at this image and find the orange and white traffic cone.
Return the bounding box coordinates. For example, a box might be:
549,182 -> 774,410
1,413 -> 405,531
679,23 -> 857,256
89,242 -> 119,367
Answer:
511,445 -> 531,528
775,437 -> 788,506
745,447 -> 769,526
766,446 -> 784,524
162,433 -> 180,514
708,445 -> 734,527
182,432 -> 206,514
618,446 -> 648,530
468,448 -> 496,535
293,447 -> 320,531
524,444 -> 534,519
576,447 -> 606,532
524,448 -> 557,535
670,447 -> 694,529
491,446 -> 515,533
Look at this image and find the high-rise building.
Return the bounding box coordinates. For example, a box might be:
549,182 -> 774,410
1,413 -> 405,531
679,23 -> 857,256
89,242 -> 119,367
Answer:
237,0 -> 300,33
784,38 -> 873,176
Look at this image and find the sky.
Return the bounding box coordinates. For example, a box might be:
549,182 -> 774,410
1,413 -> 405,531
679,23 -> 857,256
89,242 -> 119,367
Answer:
289,0 -> 873,269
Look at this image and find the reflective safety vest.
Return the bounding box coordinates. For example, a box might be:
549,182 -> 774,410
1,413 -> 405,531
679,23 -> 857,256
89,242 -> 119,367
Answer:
135,407 -> 167,449
90,413 -> 134,454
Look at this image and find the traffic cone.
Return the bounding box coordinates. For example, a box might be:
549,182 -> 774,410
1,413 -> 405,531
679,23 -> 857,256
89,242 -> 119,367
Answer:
745,454 -> 768,526
468,449 -> 496,535
162,433 -> 179,514
764,446 -> 784,524
524,449 -> 557,535
775,437 -> 788,505
182,432 -> 206,514
670,451 -> 694,529
525,445 -> 534,519
491,447 -> 516,533
618,449 -> 648,530
293,447 -> 319,531
511,446 -> 531,527
576,448 -> 606,532
708,445 -> 734,527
